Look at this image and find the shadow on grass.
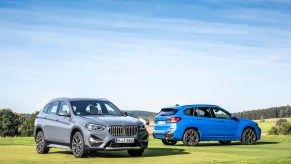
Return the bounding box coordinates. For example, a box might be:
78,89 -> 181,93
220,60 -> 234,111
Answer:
254,141 -> 279,145
174,141 -> 279,147
50,148 -> 189,158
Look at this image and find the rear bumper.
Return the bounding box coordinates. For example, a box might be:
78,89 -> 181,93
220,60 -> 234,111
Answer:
152,131 -> 174,139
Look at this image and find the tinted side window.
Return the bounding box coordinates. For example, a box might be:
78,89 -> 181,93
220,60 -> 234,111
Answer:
48,101 -> 59,115
158,108 -> 177,116
212,108 -> 231,119
43,103 -> 51,113
183,108 -> 193,116
59,101 -> 70,114
195,107 -> 211,117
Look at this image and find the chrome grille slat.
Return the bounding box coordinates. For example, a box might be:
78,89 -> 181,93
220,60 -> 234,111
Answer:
109,126 -> 138,136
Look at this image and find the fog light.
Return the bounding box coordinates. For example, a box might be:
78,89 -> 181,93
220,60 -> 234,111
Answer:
89,136 -> 104,144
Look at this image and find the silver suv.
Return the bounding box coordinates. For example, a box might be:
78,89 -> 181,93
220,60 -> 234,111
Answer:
34,98 -> 149,158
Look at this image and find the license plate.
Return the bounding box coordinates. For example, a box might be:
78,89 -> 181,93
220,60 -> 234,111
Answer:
157,121 -> 165,124
115,138 -> 134,143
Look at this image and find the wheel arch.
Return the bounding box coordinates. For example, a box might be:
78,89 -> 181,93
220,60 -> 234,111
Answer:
183,127 -> 200,141
241,126 -> 257,141
70,127 -> 83,148
34,126 -> 43,140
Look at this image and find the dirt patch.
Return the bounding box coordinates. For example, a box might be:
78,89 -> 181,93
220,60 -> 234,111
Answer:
146,126 -> 153,134
254,117 -> 291,122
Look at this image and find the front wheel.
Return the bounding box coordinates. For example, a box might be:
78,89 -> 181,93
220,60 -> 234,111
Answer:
72,131 -> 88,158
162,139 -> 177,145
35,131 -> 50,154
241,128 -> 257,145
127,149 -> 144,156
182,129 -> 199,146
219,140 -> 231,145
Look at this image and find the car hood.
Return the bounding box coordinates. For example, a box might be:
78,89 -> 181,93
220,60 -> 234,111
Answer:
78,115 -> 142,126
237,118 -> 256,124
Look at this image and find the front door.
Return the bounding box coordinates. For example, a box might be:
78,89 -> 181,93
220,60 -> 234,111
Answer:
54,101 -> 72,144
210,107 -> 239,138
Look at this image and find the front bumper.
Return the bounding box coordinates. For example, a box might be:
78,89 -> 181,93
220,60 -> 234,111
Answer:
84,130 -> 149,151
256,127 -> 261,140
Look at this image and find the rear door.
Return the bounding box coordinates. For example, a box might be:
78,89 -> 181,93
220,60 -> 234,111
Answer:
43,101 -> 60,142
192,107 -> 218,138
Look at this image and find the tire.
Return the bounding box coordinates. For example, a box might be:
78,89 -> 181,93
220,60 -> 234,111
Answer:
241,128 -> 257,145
162,139 -> 177,145
35,131 -> 50,154
71,131 -> 88,158
219,140 -> 231,145
127,149 -> 144,157
182,129 -> 199,146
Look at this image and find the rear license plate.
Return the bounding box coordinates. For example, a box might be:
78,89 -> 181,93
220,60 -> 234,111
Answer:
115,138 -> 134,143
157,121 -> 165,124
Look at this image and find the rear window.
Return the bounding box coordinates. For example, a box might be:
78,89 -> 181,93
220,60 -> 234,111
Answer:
158,108 -> 178,116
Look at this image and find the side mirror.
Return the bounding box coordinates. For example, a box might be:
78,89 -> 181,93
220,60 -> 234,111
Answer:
59,111 -> 70,117
231,115 -> 238,121
124,112 -> 128,116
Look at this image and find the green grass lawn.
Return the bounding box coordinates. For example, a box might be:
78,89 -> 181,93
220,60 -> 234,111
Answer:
1,136 -> 291,164
258,122 -> 276,133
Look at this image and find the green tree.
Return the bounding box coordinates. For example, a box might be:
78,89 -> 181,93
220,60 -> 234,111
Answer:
260,115 -> 265,122
20,111 -> 39,137
0,108 -> 21,137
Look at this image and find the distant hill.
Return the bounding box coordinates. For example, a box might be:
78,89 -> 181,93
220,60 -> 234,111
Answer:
124,110 -> 157,120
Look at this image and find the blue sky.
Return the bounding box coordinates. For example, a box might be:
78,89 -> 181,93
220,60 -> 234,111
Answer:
0,0 -> 291,113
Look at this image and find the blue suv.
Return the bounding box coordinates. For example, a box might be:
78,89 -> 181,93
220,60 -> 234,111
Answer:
153,104 -> 261,146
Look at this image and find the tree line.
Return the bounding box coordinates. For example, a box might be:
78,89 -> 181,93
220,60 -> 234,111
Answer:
0,108 -> 38,137
233,105 -> 291,120
124,110 -> 157,120
1,105 -> 291,137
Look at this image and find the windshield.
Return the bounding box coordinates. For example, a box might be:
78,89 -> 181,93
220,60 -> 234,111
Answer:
70,100 -> 124,116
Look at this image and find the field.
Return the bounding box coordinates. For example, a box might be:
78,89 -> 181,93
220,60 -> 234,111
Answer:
0,136 -> 291,163
256,118 -> 291,133
0,122 -> 290,163
258,122 -> 275,133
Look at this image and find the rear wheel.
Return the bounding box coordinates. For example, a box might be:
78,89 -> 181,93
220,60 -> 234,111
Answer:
35,131 -> 50,154
127,149 -> 144,156
162,139 -> 177,145
241,128 -> 256,145
72,131 -> 88,158
182,129 -> 199,146
219,140 -> 231,145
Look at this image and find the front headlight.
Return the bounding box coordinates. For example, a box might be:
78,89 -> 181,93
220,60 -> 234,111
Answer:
83,123 -> 106,131
139,124 -> 146,130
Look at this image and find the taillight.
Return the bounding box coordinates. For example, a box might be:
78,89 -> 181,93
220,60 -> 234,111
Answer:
166,117 -> 181,123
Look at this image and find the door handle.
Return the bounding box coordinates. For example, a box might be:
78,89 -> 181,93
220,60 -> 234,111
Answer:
219,120 -> 224,122
196,118 -> 202,120
43,116 -> 46,119
56,119 -> 59,121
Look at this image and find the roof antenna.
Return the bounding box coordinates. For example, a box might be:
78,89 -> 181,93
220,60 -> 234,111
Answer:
175,104 -> 180,107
